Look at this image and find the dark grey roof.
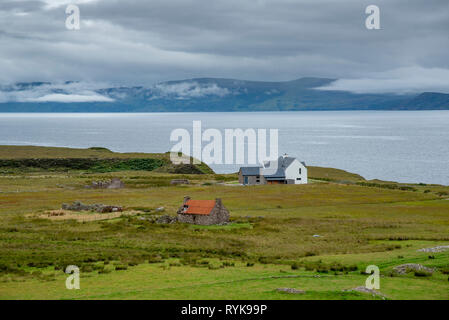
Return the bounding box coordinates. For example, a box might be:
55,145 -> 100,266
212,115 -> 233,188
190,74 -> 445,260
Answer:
263,156 -> 297,178
239,166 -> 261,176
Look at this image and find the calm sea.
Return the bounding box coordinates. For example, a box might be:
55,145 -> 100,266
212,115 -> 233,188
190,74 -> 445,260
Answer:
0,111 -> 448,185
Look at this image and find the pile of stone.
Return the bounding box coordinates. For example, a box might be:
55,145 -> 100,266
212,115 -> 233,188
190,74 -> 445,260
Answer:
156,215 -> 177,224
86,178 -> 125,189
170,179 -> 190,185
62,201 -> 123,213
418,245 -> 449,253
276,288 -> 305,294
392,263 -> 434,275
343,286 -> 386,298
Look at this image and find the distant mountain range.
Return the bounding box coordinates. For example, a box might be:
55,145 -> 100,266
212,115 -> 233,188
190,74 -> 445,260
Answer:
1,78 -> 448,112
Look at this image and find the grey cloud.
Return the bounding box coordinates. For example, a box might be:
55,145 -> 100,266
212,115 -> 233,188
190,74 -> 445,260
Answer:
0,0 -> 448,93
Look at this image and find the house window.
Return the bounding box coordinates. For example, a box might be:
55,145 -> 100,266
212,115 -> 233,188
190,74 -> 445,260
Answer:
296,178 -> 301,181
244,176 -> 248,185
299,168 -> 302,175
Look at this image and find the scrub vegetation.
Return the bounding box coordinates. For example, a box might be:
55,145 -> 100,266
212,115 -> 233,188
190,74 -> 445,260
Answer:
0,146 -> 448,300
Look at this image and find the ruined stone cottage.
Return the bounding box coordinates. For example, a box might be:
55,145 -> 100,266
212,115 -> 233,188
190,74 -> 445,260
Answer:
177,196 -> 229,225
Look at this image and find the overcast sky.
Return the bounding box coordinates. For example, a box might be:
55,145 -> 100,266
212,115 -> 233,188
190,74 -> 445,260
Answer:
1,0 -> 449,93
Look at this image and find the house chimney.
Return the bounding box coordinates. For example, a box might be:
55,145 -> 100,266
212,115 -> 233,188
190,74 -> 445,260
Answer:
183,196 -> 191,205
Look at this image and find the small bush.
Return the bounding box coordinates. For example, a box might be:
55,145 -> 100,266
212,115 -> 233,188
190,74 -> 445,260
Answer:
197,260 -> 209,265
317,266 -> 329,273
92,264 -> 104,271
246,262 -> 254,267
148,256 -> 164,264
222,261 -> 235,267
344,264 -> 358,272
208,264 -> 221,270
304,251 -> 317,257
98,268 -> 111,274
115,265 -> 128,271
304,264 -> 315,271
258,257 -> 272,264
291,262 -> 299,270
80,265 -> 93,273
439,268 -> 449,275
414,270 -> 432,277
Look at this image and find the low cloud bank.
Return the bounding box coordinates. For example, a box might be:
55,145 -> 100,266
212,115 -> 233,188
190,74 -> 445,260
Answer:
316,67 -> 449,94
26,93 -> 114,103
152,82 -> 231,99
0,81 -> 115,103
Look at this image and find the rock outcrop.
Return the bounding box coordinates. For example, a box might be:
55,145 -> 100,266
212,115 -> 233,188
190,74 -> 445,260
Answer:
156,215 -> 177,224
86,178 -> 125,189
276,288 -> 305,294
417,245 -> 449,253
62,201 -> 123,213
170,179 -> 190,185
392,264 -> 434,275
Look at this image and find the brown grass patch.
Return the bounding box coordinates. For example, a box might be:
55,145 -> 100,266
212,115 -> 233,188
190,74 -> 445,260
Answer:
35,210 -> 139,222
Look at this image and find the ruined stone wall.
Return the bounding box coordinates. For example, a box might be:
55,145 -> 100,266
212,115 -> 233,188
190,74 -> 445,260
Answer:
176,198 -> 230,225
177,213 -> 195,224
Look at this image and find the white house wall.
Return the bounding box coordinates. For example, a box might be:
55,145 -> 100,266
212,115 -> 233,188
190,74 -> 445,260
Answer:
285,159 -> 308,184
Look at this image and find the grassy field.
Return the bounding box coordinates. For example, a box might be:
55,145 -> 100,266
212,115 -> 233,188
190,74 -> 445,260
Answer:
0,146 -> 448,300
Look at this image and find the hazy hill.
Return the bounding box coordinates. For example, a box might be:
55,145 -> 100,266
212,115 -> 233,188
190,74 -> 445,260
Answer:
400,92 -> 449,110
1,77 -> 448,111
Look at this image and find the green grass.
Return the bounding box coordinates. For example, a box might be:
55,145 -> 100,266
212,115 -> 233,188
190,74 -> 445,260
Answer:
189,222 -> 253,230
0,145 -> 214,174
0,146 -> 448,299
1,249 -> 448,300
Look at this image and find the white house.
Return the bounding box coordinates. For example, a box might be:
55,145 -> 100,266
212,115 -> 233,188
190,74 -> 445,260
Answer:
238,155 -> 308,185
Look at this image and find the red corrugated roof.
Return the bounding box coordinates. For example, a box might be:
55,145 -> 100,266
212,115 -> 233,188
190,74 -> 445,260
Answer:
184,200 -> 216,215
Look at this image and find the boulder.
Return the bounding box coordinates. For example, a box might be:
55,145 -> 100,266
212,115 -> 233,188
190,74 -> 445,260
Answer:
393,263 -> 434,275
